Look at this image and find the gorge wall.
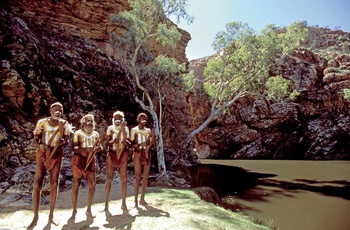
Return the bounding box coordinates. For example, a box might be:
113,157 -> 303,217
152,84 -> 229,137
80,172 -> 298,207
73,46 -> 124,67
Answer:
1,0 -> 350,187
0,0 -> 196,185
188,28 -> 350,160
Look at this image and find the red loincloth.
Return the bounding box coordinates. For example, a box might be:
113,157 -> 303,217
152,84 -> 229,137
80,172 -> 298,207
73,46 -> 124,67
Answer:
107,150 -> 128,168
132,149 -> 150,166
36,148 -> 63,171
71,153 -> 95,179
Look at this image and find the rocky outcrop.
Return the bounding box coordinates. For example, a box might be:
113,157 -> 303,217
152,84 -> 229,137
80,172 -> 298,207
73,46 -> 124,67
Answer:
0,0 -> 195,189
189,30 -> 350,160
1,0 -> 350,196
8,0 -> 190,65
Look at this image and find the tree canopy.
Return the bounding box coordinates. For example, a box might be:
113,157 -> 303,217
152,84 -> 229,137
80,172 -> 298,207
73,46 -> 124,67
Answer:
110,0 -> 192,176
204,21 -> 308,103
182,20 -> 308,148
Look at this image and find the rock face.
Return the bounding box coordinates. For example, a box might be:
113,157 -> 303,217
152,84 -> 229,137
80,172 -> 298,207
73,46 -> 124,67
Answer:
0,0 -> 195,187
1,0 -> 350,193
7,0 -> 190,64
189,28 -> 350,160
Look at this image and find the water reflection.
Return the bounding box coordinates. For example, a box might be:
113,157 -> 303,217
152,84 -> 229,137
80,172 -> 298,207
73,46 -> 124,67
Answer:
262,178 -> 350,200
190,160 -> 350,230
190,163 -> 277,197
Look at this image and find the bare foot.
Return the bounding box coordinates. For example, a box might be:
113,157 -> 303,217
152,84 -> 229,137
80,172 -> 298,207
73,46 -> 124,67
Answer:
48,217 -> 59,226
139,200 -> 149,206
69,211 -> 77,221
27,217 -> 38,229
101,204 -> 109,212
86,211 -> 96,218
121,203 -> 127,210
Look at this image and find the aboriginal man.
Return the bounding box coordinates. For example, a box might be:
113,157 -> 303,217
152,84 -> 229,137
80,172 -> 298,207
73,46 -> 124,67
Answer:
71,114 -> 103,219
130,113 -> 154,207
104,111 -> 130,210
29,102 -> 71,228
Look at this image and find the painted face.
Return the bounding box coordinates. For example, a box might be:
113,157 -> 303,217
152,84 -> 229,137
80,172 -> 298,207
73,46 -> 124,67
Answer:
50,106 -> 63,120
84,116 -> 94,133
114,115 -> 124,126
85,116 -> 94,127
138,116 -> 148,125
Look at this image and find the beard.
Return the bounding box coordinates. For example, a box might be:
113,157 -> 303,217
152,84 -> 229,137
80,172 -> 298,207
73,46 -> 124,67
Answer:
84,124 -> 94,133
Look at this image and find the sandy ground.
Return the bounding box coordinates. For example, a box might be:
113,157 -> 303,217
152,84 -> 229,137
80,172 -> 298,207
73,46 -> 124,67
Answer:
0,183 -> 152,230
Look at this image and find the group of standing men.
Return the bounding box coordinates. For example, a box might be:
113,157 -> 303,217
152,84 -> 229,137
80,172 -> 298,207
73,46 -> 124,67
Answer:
29,102 -> 154,228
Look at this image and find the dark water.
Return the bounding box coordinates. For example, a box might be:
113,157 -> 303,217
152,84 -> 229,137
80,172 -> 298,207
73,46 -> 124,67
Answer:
190,160 -> 350,230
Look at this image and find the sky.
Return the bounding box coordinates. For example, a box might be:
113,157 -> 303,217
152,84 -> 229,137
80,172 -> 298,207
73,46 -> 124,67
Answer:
174,0 -> 350,60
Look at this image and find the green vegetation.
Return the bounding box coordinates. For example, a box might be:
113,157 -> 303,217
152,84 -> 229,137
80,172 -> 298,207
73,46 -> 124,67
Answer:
182,70 -> 195,91
265,75 -> 300,102
111,1 -> 315,163
265,76 -> 290,102
289,90 -> 301,101
305,25 -> 350,58
343,41 -> 350,53
332,67 -> 341,73
127,187 -> 275,229
0,186 -> 275,229
343,88 -> 350,99
182,20 -> 308,148
110,0 -> 192,176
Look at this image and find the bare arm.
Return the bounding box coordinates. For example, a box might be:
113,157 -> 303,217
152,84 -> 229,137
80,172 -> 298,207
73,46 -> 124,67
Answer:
31,134 -> 49,151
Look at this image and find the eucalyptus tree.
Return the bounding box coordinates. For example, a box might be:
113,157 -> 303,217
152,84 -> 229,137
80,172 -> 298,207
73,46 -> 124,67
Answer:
110,0 -> 193,176
183,21 -> 308,149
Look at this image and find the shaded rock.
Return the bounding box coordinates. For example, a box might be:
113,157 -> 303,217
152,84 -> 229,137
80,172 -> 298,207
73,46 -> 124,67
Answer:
193,186 -> 219,204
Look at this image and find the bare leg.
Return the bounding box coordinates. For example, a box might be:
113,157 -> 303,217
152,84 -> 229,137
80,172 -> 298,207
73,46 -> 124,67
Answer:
86,171 -> 96,218
48,159 -> 62,226
71,176 -> 81,219
139,162 -> 151,205
133,156 -> 142,207
119,155 -> 128,209
28,158 -> 45,229
104,156 -> 115,211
